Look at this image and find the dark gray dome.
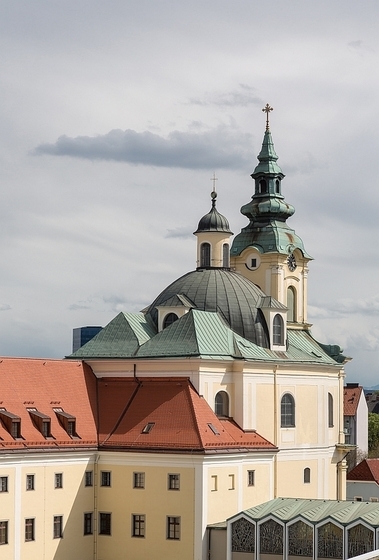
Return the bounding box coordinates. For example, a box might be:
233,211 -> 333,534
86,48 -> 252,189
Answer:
194,193 -> 232,234
146,269 -> 269,347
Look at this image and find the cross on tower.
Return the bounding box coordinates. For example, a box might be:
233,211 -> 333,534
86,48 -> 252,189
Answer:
210,172 -> 218,193
262,103 -> 273,131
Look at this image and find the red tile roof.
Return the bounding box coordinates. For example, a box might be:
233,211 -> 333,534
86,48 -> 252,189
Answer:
344,386 -> 363,416
0,359 -> 275,456
0,357 -> 98,450
97,377 -> 276,453
347,459 -> 379,483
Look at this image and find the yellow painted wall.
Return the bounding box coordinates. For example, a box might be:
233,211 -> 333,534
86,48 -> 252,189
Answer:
96,461 -> 196,560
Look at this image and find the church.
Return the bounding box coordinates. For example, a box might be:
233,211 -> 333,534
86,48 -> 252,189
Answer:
0,107 -> 351,560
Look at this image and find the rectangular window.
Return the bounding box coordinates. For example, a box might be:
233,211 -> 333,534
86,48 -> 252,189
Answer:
25,518 -> 35,541
101,471 -> 111,487
55,473 -> 63,489
167,516 -> 180,540
26,475 -> 35,491
132,514 -> 145,537
370,497 -> 379,502
53,516 -> 63,539
99,513 -> 111,535
229,474 -> 235,490
133,472 -> 145,489
248,470 -> 255,486
85,471 -> 93,487
354,496 -> 363,502
168,474 -> 180,490
42,420 -> 51,438
0,521 -> 8,545
83,513 -> 93,535
0,477 -> 8,493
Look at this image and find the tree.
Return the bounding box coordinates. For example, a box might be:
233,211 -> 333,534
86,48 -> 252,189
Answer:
368,413 -> 379,456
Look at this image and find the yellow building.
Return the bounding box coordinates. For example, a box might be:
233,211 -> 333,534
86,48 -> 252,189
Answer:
0,110 -> 351,560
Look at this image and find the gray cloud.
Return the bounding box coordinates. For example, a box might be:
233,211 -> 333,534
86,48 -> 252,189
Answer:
33,126 -> 252,170
165,227 -> 193,239
0,304 -> 11,311
68,303 -> 91,311
188,84 -> 263,107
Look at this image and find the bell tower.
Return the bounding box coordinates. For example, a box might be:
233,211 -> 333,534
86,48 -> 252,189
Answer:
230,105 -> 312,327
194,177 -> 233,270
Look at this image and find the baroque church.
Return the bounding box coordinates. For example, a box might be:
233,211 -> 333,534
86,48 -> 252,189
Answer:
0,107 -> 351,560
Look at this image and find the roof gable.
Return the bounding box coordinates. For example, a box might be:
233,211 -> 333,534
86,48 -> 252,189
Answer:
348,459 -> 379,483
344,386 -> 363,416
97,377 -> 276,453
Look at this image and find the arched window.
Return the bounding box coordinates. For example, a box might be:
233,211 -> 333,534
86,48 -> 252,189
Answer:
275,179 -> 280,193
328,393 -> 334,428
259,179 -> 267,193
273,314 -> 284,345
215,391 -> 229,417
200,243 -> 211,267
281,393 -> 295,427
304,467 -> 310,483
222,243 -> 230,268
287,287 -> 296,322
163,313 -> 178,329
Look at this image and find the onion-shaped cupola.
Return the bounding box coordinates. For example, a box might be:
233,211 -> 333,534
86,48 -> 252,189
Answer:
194,183 -> 233,269
231,104 -> 310,259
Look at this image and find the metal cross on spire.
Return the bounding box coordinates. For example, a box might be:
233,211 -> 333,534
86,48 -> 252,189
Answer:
210,172 -> 218,206
262,103 -> 273,131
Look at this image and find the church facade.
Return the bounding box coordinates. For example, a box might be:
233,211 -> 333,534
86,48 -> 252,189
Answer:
0,109 -> 350,560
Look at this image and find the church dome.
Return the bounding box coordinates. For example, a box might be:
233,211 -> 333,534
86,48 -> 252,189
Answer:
194,192 -> 232,234
145,269 -> 269,347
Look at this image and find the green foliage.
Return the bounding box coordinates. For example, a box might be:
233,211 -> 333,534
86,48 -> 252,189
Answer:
368,413 -> 379,455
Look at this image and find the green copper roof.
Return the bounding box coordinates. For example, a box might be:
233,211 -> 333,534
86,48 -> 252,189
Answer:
194,192 -> 232,234
229,497 -> 379,527
231,127 -> 312,259
67,307 -> 340,366
251,130 -> 283,176
69,312 -> 156,358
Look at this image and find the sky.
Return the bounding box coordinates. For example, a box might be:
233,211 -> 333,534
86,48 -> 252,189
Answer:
1,0 -> 379,386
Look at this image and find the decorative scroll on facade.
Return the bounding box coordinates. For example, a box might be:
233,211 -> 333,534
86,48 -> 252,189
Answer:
317,522 -> 343,559
259,519 -> 283,555
231,517 -> 255,553
288,520 -> 313,557
348,524 -> 374,557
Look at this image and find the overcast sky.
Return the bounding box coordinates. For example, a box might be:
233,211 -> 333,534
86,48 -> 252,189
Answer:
1,0 -> 379,386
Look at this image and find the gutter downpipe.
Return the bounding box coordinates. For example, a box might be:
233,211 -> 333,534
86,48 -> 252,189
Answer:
274,364 -> 278,498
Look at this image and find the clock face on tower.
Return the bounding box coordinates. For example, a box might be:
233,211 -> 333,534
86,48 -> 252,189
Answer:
287,253 -> 297,272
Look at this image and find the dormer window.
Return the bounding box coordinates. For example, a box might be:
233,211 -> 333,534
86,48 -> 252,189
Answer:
273,314 -> 284,346
53,408 -> 78,438
0,408 -> 22,439
27,408 -> 52,439
142,422 -> 155,434
163,313 -> 178,329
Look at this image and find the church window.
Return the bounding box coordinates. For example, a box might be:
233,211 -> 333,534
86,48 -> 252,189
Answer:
259,519 -> 283,555
287,286 -> 296,322
215,391 -> 229,417
348,524 -> 374,557
163,313 -> 178,329
328,393 -> 334,427
222,243 -> 230,267
273,314 -> 284,345
288,521 -> 313,557
281,393 -> 295,427
259,179 -> 267,193
200,243 -> 211,267
304,467 -> 310,483
275,179 -> 280,193
232,517 -> 255,553
317,522 -> 343,559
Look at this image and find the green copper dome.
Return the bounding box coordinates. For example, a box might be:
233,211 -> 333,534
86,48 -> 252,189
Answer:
145,269 -> 269,347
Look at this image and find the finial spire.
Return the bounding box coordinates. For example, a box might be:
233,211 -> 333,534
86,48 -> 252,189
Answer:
262,103 -> 273,131
210,172 -> 218,207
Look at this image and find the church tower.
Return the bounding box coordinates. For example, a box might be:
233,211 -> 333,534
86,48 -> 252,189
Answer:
194,181 -> 233,270
230,105 -> 312,327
